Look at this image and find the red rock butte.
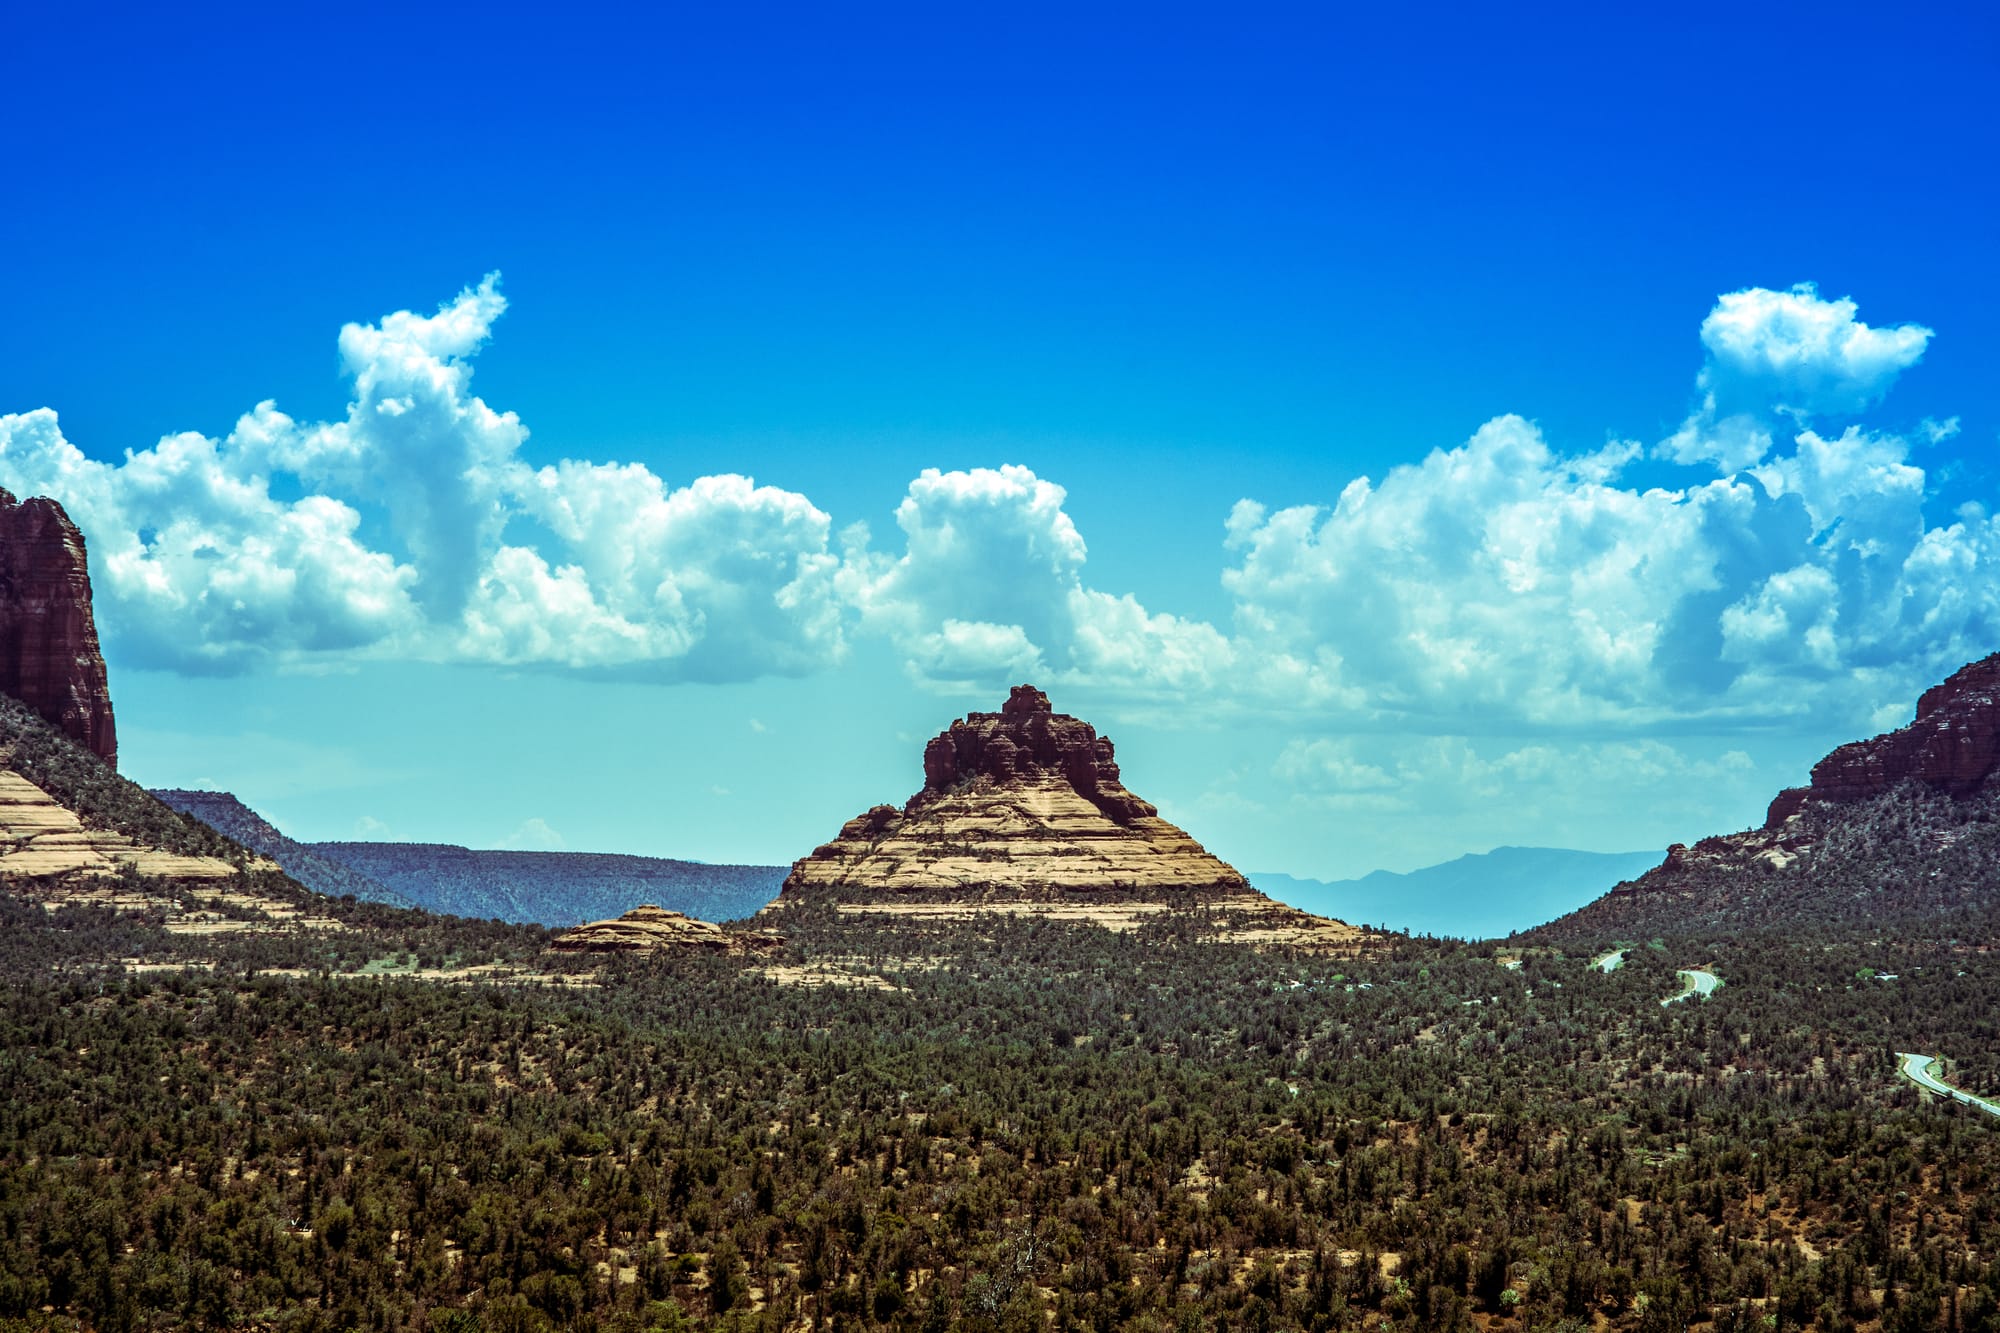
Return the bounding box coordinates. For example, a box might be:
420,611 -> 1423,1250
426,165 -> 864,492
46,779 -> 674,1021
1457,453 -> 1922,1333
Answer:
1764,652 -> 2000,827
774,685 -> 1364,950
1576,649 -> 2000,918
0,489 -> 117,767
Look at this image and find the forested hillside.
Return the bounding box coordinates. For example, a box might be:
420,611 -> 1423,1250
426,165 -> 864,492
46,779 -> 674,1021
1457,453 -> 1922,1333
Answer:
153,790 -> 413,909
4,878 -> 1999,1332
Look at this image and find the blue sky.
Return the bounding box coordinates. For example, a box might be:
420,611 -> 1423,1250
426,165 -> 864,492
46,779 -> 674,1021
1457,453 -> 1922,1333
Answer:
3,5 -> 1996,877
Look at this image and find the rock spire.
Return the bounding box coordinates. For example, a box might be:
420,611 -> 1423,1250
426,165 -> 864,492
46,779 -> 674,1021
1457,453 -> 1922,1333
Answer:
774,685 -> 1364,950
0,490 -> 116,766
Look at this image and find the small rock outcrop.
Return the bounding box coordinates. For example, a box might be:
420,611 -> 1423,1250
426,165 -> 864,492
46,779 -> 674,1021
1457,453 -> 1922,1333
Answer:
548,904 -> 783,956
1763,653 -> 2000,827
0,489 -> 116,767
775,685 -> 1366,950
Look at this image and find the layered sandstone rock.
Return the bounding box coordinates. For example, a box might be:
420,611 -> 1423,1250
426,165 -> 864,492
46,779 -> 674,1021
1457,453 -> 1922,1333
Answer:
549,904 -> 783,956
0,771 -> 238,880
1764,653 -> 2000,827
0,490 -> 116,766
776,685 -> 1365,949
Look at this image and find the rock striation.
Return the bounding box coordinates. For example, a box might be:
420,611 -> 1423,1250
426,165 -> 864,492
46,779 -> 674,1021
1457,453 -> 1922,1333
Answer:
0,771 -> 239,880
1763,653 -> 2000,827
775,685 -> 1365,949
0,489 -> 116,767
548,904 -> 783,956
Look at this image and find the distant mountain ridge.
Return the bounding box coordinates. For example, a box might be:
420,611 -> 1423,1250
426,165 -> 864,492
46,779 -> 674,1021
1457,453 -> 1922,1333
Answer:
313,841 -> 784,927
151,792 -> 787,926
1251,845 -> 1663,940
151,790 -> 413,907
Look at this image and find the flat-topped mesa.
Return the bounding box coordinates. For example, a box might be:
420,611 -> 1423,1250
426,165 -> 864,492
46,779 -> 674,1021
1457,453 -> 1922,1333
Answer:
1764,652 -> 2000,827
0,489 -> 116,767
915,684 -> 1156,824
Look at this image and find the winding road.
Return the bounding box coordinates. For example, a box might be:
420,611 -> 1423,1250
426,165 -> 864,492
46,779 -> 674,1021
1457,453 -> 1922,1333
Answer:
1590,949 -> 1628,973
1897,1053 -> 2000,1120
1661,969 -> 1721,1006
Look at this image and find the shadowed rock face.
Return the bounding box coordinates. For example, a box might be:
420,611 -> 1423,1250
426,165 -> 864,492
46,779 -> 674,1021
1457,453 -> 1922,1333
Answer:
918,684 -> 1156,824
775,685 -> 1366,950
1764,653 -> 2000,827
0,490 -> 116,767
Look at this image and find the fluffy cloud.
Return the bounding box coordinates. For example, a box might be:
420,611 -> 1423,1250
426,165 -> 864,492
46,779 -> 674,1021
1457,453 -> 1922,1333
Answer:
0,408 -> 421,673
844,464 -> 1241,695
0,276 -> 849,679
1221,416 -> 2000,731
2,275 -> 1987,744
1663,283 -> 1933,469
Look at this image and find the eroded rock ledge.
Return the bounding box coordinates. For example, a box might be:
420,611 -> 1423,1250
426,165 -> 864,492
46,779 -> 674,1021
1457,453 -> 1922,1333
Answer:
1764,652 -> 2000,826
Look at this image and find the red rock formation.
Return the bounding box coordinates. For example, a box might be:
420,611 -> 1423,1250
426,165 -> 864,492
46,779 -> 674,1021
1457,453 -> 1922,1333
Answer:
915,684 -> 1157,824
1763,652 -> 2000,828
1544,648 -> 2000,928
774,685 -> 1369,951
0,490 -> 116,767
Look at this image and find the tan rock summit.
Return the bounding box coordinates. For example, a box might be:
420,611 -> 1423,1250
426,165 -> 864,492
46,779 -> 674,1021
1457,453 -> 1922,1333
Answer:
549,904 -> 782,956
775,685 -> 1364,950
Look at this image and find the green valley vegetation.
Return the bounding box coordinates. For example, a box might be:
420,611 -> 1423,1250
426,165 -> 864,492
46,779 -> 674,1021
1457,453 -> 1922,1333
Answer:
4,882 -> 2000,1332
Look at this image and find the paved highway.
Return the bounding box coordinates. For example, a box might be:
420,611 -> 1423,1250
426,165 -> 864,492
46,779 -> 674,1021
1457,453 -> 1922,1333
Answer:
1661,969 -> 1721,1006
1897,1053 -> 2000,1120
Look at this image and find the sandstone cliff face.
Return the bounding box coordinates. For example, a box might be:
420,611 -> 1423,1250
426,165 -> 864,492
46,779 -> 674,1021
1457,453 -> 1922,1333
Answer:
776,685 -> 1365,950
548,904 -> 783,956
0,490 -> 116,767
1764,653 -> 2000,827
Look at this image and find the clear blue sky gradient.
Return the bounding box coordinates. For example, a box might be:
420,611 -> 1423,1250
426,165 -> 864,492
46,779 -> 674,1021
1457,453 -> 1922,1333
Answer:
4,5 -> 1997,875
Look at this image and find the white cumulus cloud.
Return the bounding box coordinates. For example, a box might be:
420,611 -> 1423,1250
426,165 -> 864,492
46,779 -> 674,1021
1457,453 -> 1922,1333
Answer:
0,276 -> 849,680
1663,283 -> 1933,469
1221,411 -> 2000,732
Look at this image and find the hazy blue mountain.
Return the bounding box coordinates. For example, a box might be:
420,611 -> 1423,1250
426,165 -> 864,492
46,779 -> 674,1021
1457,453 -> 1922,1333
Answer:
1251,845 -> 1663,940
152,789 -> 414,908
312,841 -> 786,927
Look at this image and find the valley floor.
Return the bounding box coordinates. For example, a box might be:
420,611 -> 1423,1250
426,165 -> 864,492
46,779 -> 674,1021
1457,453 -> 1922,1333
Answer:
2,885 -> 1999,1332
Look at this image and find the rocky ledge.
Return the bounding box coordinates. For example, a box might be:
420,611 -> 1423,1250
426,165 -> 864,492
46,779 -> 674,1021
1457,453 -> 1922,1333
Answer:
1764,653 -> 2000,826
0,490 -> 116,766
774,685 -> 1365,951
0,771 -> 240,880
548,904 -> 783,956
